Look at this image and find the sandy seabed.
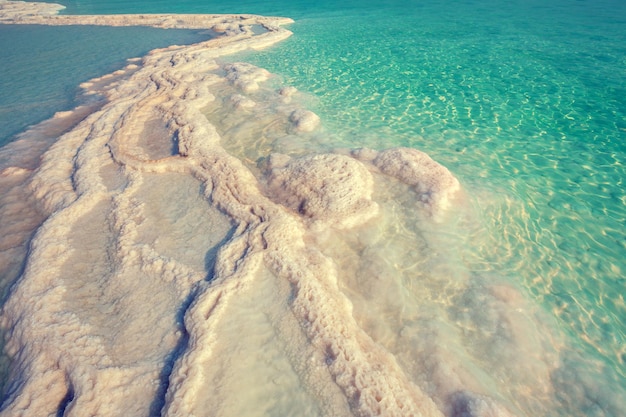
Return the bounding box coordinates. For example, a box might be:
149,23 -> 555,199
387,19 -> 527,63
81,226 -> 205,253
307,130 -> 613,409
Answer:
0,2 -> 562,416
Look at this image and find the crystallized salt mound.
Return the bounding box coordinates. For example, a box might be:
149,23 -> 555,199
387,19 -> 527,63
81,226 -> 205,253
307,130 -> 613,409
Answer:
289,109 -> 320,132
228,94 -> 256,109
356,147 -> 460,219
267,153 -> 378,229
449,391 -> 516,417
279,85 -> 297,97
224,62 -> 270,92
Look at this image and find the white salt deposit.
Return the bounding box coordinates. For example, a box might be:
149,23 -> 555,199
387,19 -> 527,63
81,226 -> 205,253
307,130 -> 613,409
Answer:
0,2 -> 558,417
289,109 -> 321,132
353,147 -> 461,221
266,153 -> 378,229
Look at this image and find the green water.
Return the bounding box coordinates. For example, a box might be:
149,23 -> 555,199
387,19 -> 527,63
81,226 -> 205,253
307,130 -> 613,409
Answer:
1,0 -> 625,415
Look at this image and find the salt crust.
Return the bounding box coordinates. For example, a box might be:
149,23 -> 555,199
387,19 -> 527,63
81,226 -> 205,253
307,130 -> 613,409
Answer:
289,109 -> 321,132
0,2 -> 507,417
353,147 -> 461,221
266,153 -> 379,229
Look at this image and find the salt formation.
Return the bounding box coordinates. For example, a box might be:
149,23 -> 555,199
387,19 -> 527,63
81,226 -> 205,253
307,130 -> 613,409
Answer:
266,153 -> 378,229
0,2 -> 549,417
289,109 -> 321,132
224,62 -> 271,92
449,392 -> 516,417
228,94 -> 256,109
353,147 -> 461,221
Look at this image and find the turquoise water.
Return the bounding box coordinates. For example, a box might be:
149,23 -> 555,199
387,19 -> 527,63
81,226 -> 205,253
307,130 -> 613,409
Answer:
0,24 -> 210,145
246,9 -> 626,416
1,0 -> 625,416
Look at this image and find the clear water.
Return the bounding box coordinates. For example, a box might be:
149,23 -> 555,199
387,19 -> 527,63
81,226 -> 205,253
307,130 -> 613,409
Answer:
0,24 -> 210,145
1,0 -> 625,416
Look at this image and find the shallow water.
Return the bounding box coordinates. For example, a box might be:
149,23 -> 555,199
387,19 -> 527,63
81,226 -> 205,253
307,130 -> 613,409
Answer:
246,7 -> 626,408
242,2 -> 626,406
0,1 -> 625,416
0,24 -> 210,145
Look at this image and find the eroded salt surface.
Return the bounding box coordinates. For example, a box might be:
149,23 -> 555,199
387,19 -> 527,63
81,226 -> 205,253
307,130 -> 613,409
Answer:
0,2 -> 559,416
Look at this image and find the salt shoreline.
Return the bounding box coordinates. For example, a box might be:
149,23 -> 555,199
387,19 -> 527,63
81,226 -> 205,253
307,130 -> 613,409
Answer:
0,2 -> 539,417
0,0 -> 294,30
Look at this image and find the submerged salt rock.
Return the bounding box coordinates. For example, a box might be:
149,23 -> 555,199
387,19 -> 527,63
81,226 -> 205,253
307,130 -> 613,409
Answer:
351,147 -> 379,162
267,153 -> 378,228
279,86 -> 297,97
224,62 -> 270,92
228,94 -> 256,109
278,86 -> 298,103
450,391 -> 517,417
265,152 -> 292,170
289,109 -> 320,132
371,147 -> 460,218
